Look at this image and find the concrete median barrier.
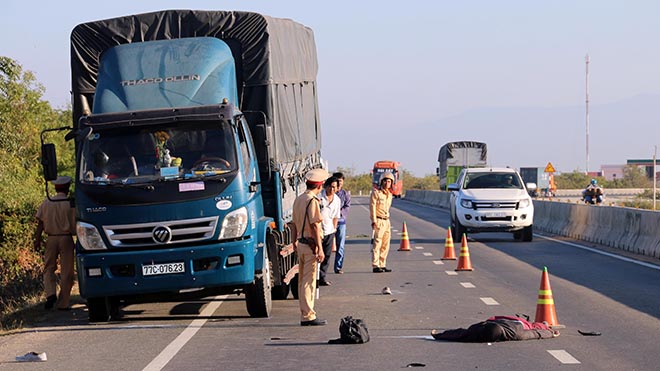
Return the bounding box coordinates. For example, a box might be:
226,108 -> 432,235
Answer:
405,190 -> 660,260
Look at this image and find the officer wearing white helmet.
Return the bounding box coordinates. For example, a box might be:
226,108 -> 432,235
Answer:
292,168 -> 329,326
34,176 -> 76,310
370,172 -> 395,273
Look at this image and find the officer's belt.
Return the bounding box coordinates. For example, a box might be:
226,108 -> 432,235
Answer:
376,216 -> 389,220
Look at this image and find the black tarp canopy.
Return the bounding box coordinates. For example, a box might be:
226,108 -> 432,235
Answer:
71,10 -> 321,165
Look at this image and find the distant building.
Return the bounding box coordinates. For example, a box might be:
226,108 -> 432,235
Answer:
626,159 -> 657,179
600,164 -> 625,181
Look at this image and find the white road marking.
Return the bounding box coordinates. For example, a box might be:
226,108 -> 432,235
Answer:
547,350 -> 581,364
445,271 -> 458,275
423,252 -> 433,256
142,295 -> 227,371
433,260 -> 444,265
480,297 -> 499,305
460,282 -> 475,288
537,235 -> 660,271
415,246 -> 424,250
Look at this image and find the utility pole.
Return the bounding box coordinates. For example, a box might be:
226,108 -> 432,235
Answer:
585,54 -> 590,174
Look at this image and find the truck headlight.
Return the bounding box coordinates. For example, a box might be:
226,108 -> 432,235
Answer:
219,207 -> 248,240
77,221 -> 108,250
519,198 -> 531,208
460,199 -> 473,208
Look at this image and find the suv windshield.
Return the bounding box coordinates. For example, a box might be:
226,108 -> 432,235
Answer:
463,172 -> 523,189
80,121 -> 237,185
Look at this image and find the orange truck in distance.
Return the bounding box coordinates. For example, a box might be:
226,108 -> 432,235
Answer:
372,160 -> 403,198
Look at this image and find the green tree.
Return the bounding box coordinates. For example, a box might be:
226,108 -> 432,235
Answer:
0,57 -> 73,321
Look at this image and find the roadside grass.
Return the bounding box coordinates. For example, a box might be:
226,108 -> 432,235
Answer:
0,284 -> 83,336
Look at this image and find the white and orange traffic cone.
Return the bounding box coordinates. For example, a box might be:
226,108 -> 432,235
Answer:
454,234 -> 473,271
441,227 -> 457,260
534,266 -> 562,327
398,221 -> 412,251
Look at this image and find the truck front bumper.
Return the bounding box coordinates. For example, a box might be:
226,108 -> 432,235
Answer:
76,237 -> 255,298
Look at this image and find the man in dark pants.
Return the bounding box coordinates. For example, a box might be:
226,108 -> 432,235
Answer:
332,172 -> 350,274
431,315 -> 559,342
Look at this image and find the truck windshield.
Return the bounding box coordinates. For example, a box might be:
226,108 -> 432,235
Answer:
463,172 -> 523,189
79,121 -> 238,185
373,168 -> 396,184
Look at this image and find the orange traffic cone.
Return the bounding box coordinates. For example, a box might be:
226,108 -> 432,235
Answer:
398,222 -> 412,251
454,234 -> 473,271
441,227 -> 457,260
534,266 -> 561,327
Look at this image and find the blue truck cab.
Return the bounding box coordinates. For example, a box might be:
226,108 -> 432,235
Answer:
41,10 -> 322,322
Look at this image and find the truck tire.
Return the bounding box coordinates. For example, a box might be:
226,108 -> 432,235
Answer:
87,297 -> 110,322
271,284 -> 290,300
245,249 -> 273,318
522,225 -> 533,242
290,275 -> 299,300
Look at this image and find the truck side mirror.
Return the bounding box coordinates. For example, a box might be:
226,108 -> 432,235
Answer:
254,123 -> 270,165
447,183 -> 459,191
41,143 -> 58,181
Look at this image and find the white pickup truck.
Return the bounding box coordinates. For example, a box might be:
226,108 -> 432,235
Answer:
448,167 -> 536,242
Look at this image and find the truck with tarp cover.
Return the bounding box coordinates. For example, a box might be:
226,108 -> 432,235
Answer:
437,141 -> 488,190
40,10 -> 323,321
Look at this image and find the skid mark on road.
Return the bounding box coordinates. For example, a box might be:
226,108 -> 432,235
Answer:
547,349 -> 581,364
142,295 -> 227,371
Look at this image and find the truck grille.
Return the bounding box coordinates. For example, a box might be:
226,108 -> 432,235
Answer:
103,216 -> 219,247
472,201 -> 518,210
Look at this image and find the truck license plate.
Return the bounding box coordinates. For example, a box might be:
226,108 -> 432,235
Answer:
142,262 -> 185,276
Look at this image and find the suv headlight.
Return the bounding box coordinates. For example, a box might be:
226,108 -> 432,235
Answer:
460,199 -> 473,209
219,207 -> 248,240
77,221 -> 108,250
519,198 -> 531,208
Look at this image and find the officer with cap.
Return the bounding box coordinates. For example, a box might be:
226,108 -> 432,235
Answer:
370,172 -> 394,273
34,176 -> 76,310
292,168 -> 329,326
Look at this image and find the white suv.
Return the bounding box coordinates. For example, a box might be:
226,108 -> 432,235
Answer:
448,167 -> 536,242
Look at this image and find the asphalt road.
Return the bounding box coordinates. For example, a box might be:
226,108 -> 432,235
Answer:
2,196 -> 660,370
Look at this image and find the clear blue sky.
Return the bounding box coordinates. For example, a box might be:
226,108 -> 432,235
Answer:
2,1 -> 659,176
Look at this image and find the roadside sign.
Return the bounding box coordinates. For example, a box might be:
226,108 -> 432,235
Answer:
544,162 -> 556,173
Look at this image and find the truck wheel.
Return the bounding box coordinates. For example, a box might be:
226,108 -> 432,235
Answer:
522,225 -> 533,242
87,297 -> 111,322
245,248 -> 273,318
452,220 -> 466,242
290,275 -> 299,300
271,284 -> 290,300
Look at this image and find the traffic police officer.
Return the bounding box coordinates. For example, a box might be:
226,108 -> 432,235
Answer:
34,176 -> 76,310
292,168 -> 329,326
370,172 -> 394,273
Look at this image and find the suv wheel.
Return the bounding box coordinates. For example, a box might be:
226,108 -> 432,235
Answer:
521,225 -> 533,242
452,219 -> 466,242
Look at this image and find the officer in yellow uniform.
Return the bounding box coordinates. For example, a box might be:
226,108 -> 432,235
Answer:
292,168 -> 329,326
370,172 -> 394,273
34,176 -> 76,310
